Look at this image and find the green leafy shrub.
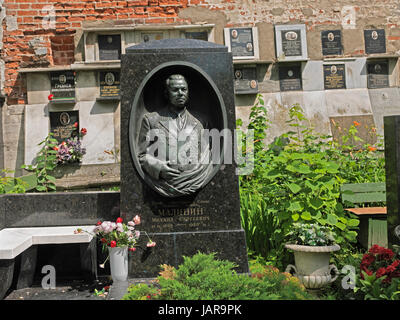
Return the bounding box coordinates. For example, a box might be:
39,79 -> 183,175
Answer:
22,133 -> 58,192
122,252 -> 314,300
0,169 -> 27,194
238,97 -> 385,268
286,223 -> 336,246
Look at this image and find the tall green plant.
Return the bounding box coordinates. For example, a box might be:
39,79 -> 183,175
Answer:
238,101 -> 386,268
22,133 -> 58,192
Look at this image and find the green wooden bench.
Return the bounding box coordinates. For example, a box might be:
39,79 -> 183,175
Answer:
340,182 -> 387,249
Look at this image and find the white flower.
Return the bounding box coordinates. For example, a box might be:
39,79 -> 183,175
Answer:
128,221 -> 135,227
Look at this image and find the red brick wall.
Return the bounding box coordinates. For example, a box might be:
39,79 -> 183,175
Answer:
2,0 -> 400,105
2,0 -> 190,105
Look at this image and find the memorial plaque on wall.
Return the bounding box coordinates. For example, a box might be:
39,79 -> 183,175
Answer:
279,65 -> 302,91
323,64 -> 346,89
367,60 -> 389,88
234,65 -> 258,94
49,111 -> 79,143
225,27 -> 257,58
98,34 -> 121,60
275,24 -> 308,61
141,33 -> 163,43
185,31 -> 208,41
100,71 -> 121,97
364,29 -> 386,54
50,71 -> 75,101
321,30 -> 343,56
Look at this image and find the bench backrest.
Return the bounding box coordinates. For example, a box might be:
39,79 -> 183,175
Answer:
341,182 -> 386,204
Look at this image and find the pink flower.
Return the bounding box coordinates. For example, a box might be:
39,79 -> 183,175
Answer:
129,247 -> 136,252
147,241 -> 156,248
133,215 -> 141,225
128,221 -> 135,227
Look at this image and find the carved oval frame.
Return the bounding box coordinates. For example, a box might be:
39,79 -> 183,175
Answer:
128,60 -> 228,195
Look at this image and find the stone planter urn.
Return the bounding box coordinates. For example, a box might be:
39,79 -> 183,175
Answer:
285,243 -> 340,289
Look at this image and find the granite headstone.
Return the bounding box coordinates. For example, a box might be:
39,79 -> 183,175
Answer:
384,116 -> 400,248
120,39 -> 249,277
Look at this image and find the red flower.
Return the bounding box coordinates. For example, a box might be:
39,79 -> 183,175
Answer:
116,217 -> 123,223
48,94 -> 54,101
376,267 -> 386,278
129,247 -> 136,252
96,221 -> 102,226
368,146 -> 377,152
53,146 -> 59,151
110,240 -> 117,248
80,128 -> 87,135
100,238 -> 107,243
353,121 -> 361,126
73,122 -> 78,128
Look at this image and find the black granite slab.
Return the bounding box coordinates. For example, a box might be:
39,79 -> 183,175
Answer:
121,39 -> 248,276
0,191 -> 119,228
384,116 -> 400,248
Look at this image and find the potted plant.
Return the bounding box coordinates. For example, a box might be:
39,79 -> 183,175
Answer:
75,215 -> 155,282
284,223 -> 340,289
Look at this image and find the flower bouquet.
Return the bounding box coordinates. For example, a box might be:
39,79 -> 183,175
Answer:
53,125 -> 87,165
75,215 -> 155,282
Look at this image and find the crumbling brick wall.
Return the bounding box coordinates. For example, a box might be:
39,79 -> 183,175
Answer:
2,0 -> 400,105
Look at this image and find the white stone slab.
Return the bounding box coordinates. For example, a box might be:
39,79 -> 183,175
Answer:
75,71 -> 98,102
369,87 -> 400,136
77,101 -> 115,165
302,60 -> 324,91
24,104 -> 50,165
325,89 -> 373,117
27,72 -> 51,105
0,225 -> 95,259
344,58 -> 367,89
302,91 -> 331,136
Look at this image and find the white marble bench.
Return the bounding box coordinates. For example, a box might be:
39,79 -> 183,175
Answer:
0,225 -> 97,299
0,226 -> 95,259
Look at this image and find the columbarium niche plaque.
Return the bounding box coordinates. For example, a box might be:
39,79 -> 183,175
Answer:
367,60 -> 389,89
224,27 -> 259,59
323,64 -> 346,89
321,30 -> 343,56
275,24 -> 308,61
364,29 -> 386,54
49,111 -> 79,143
234,65 -> 258,94
279,65 -> 302,91
121,39 -> 249,277
50,71 -> 75,102
98,34 -> 121,60
99,71 -> 121,98
185,31 -> 208,41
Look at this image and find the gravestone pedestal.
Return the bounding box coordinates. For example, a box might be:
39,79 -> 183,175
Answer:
384,116 -> 400,248
121,39 -> 249,277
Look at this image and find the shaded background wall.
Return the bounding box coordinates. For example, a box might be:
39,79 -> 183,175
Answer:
1,0 -> 400,183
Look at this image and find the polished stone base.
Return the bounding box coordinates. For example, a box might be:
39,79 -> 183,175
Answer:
128,229 -> 249,278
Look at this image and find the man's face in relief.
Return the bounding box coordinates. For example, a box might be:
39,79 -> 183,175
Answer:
167,79 -> 189,109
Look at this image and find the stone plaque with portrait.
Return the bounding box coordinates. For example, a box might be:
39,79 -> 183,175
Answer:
49,111 -> 79,143
224,27 -> 259,59
100,71 -> 121,97
364,29 -> 386,54
323,64 -> 346,89
367,60 -> 389,88
98,34 -> 121,60
50,71 -> 75,101
275,24 -> 308,61
279,65 -> 302,91
233,65 -> 258,94
321,30 -> 343,56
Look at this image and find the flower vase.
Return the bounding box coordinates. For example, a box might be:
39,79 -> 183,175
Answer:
108,246 -> 128,282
